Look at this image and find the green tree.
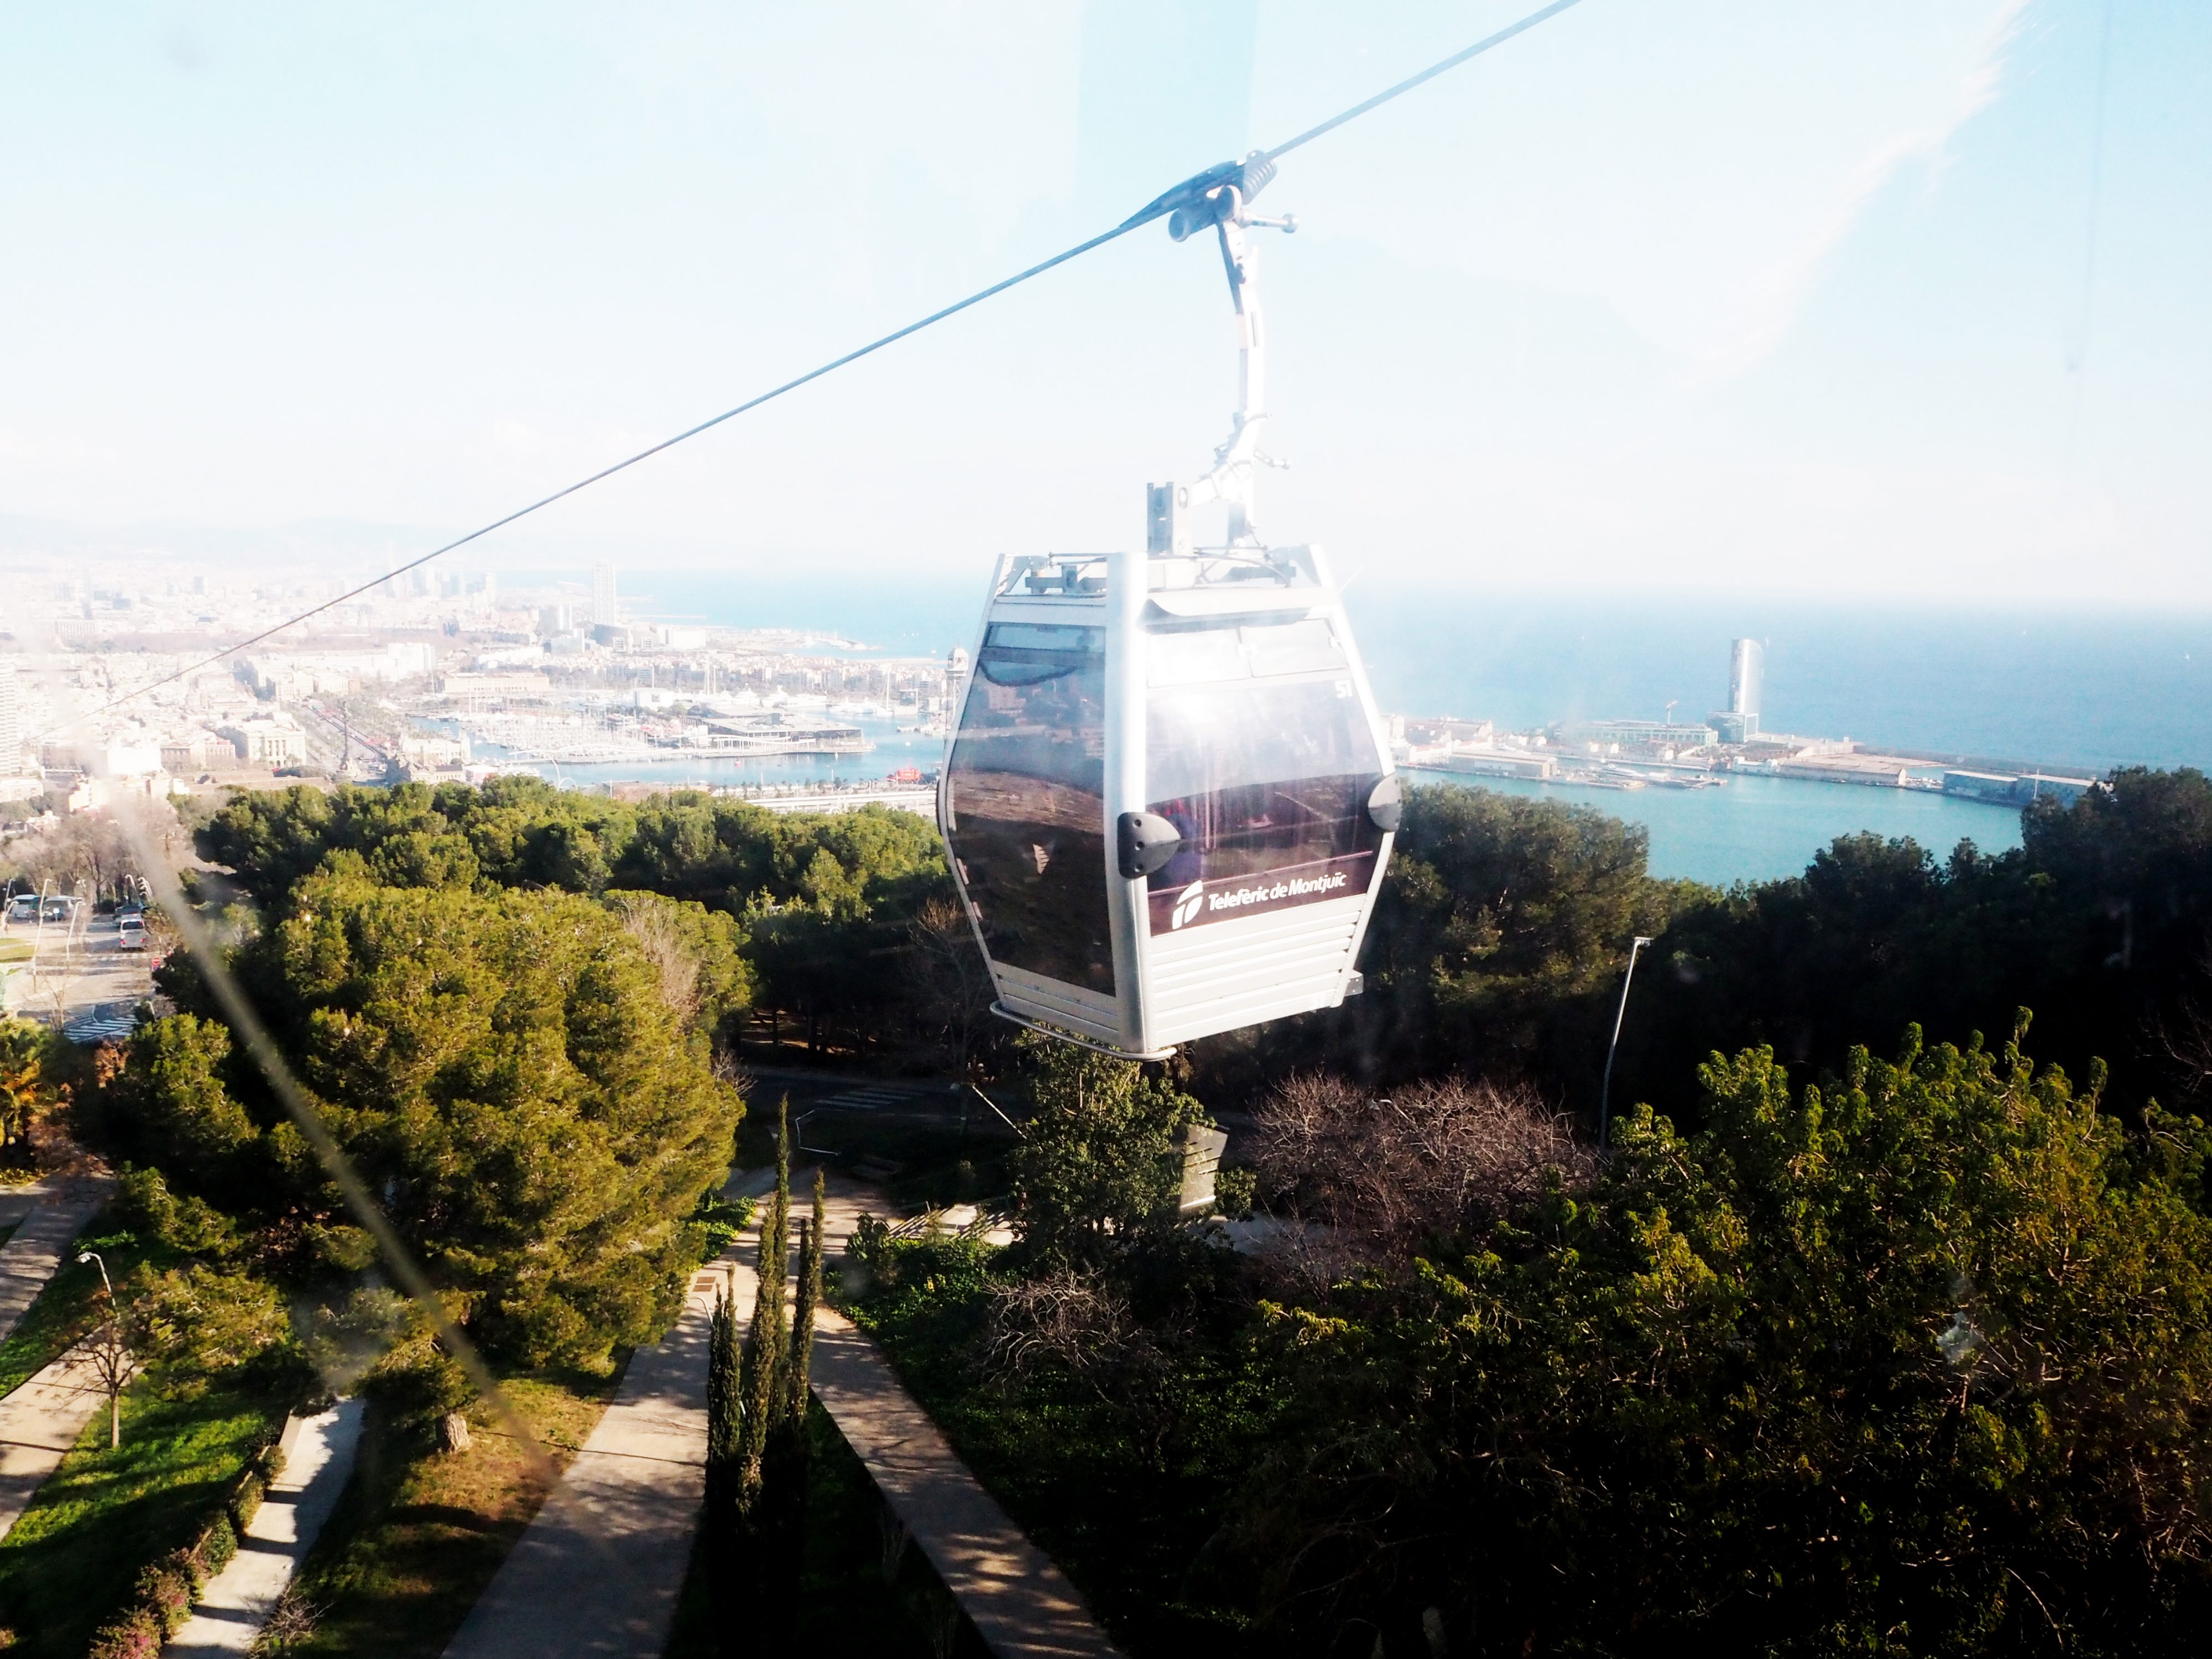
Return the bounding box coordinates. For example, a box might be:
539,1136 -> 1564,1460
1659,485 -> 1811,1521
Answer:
759,1174 -> 825,1642
1190,784 -> 1692,1103
103,1014 -> 259,1201
0,1018 -> 48,1151
1244,1018 -> 2212,1654
1006,1037 -> 1211,1267
737,1107 -> 790,1510
781,1172 -> 824,1429
128,1262 -> 294,1394
112,1164 -> 241,1256
704,1281 -> 744,1651
113,873 -> 743,1371
1620,769 -> 2212,1128
195,779 -> 958,1062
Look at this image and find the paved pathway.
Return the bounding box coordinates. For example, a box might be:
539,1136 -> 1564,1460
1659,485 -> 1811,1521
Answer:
0,1172 -> 113,1349
440,1233 -> 755,1658
441,1168 -> 1118,1659
168,1399 -> 367,1656
0,1342 -> 114,1540
807,1185 -> 1121,1659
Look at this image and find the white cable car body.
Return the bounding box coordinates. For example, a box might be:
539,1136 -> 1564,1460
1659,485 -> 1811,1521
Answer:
938,162 -> 1400,1059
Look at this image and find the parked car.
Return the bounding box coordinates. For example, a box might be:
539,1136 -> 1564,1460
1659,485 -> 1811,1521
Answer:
40,896 -> 75,924
6,895 -> 38,924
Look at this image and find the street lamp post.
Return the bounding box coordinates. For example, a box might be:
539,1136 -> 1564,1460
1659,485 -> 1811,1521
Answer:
1600,936 -> 1656,1149
76,1249 -> 126,1447
75,1249 -> 112,1298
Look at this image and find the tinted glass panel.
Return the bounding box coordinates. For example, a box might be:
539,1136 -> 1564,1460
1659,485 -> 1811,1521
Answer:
1147,616 -> 1348,686
946,624 -> 1114,992
1144,622 -> 1384,933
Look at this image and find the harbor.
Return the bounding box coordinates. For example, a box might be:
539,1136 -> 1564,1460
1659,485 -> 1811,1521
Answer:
471,635 -> 2075,888
1390,637 -> 2099,812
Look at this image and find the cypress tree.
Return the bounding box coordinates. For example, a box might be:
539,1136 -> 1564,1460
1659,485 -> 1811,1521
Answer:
737,1102 -> 791,1511
704,1283 -> 744,1649
781,1171 -> 826,1428
756,1180 -> 823,1640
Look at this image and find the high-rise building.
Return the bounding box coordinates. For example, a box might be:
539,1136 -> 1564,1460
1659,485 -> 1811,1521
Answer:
0,666 -> 17,775
1709,638 -> 1766,744
592,562 -> 618,628
1728,638 -> 1764,730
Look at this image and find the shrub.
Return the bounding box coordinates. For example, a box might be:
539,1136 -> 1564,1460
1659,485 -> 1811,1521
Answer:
844,1212 -> 894,1292
84,1606 -> 162,1659
695,1193 -> 757,1261
129,1552 -> 197,1636
229,1470 -> 265,1536
192,1511 -> 237,1578
252,1589 -> 321,1654
1248,1073 -> 1592,1266
1006,1037 -> 1209,1266
112,1164 -> 241,1256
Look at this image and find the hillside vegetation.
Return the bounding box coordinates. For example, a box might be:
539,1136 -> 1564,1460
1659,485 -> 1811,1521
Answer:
165,765 -> 2212,1656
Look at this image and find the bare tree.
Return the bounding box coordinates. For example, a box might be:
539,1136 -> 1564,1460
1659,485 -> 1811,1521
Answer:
983,1267 -> 1142,1392
612,895 -> 702,1024
1248,1073 -> 1595,1270
2153,951 -> 2212,1111
75,1261 -> 136,1448
14,798 -> 184,905
906,896 -> 994,1076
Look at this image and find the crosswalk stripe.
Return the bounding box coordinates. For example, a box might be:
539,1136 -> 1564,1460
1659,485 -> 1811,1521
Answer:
817,1084 -> 930,1111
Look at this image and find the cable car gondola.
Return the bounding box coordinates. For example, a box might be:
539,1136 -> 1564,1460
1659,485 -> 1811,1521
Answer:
940,159 -> 1401,1059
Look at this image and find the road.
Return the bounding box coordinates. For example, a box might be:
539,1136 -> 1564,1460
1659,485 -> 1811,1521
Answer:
0,909 -> 155,1031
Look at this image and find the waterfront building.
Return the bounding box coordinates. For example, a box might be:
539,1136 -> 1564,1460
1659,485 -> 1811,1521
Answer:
1433,749 -> 1557,781
1708,637 -> 1765,743
1943,770 -> 2096,806
1556,718 -> 1718,755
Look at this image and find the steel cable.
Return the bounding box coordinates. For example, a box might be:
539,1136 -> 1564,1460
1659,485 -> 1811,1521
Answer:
58,0 -> 1589,736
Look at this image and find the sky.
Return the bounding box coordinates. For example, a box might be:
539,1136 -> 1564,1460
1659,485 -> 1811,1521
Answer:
1,1 -> 2207,604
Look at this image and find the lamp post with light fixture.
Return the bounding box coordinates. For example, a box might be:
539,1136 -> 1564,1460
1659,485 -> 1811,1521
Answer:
76,1249 -> 130,1448
1600,936 -> 1655,1149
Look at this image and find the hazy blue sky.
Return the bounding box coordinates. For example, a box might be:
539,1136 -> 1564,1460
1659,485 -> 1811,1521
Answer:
2,1 -> 2205,602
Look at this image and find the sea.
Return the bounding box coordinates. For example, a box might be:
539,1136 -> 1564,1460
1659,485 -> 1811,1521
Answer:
499,569 -> 2212,890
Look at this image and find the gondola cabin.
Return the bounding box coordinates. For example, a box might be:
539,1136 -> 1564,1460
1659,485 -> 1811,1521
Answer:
939,544 -> 1399,1058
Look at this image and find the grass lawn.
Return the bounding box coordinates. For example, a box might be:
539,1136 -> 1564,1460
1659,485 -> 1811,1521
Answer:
0,1209 -> 159,1399
285,1366 -> 623,1658
663,1398 -> 978,1659
0,1374 -> 286,1657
